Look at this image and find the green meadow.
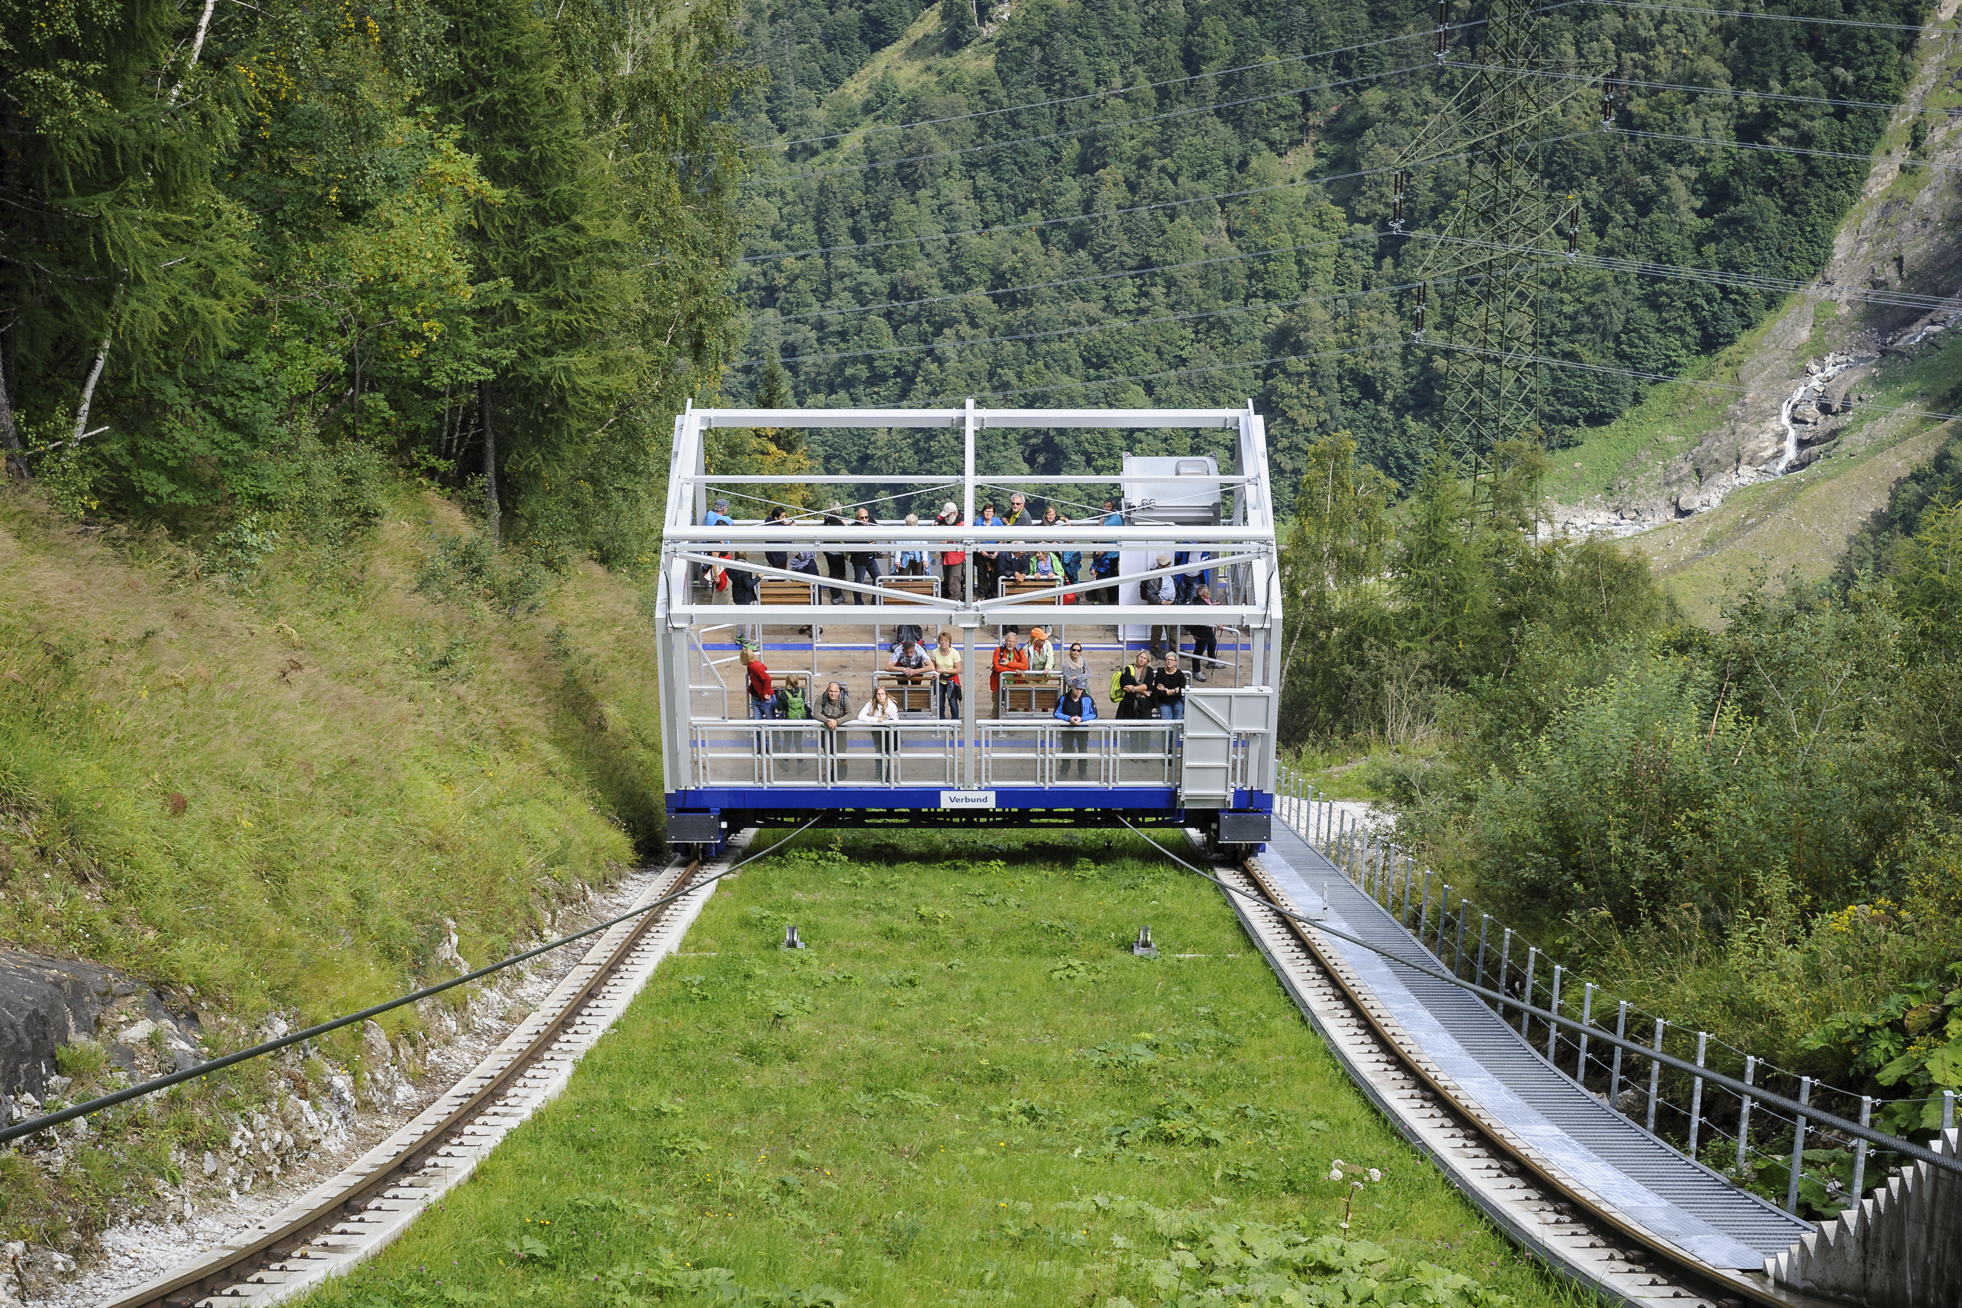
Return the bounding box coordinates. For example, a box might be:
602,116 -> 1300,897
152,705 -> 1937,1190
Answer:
303,830 -> 1587,1307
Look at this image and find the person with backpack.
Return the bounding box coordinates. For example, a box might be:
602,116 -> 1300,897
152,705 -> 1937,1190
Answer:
1115,648 -> 1156,757
774,674 -> 811,776
742,644 -> 773,720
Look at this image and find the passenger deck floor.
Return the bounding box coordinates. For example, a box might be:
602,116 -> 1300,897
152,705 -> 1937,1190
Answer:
1257,815 -> 1811,1271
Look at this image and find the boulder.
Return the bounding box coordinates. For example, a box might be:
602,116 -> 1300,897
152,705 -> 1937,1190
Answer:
0,949 -> 201,1099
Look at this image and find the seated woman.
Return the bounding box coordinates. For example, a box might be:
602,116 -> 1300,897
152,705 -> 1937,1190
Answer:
856,684 -> 903,782
1052,683 -> 1098,781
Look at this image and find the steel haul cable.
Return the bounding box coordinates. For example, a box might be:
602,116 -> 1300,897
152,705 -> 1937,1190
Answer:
0,819 -> 824,1147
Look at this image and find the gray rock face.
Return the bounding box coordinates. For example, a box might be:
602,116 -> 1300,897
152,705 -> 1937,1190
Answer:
0,949 -> 202,1100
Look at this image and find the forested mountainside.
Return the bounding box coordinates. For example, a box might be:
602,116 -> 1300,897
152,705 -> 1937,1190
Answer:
1,0 -> 747,563
730,0 -> 1929,492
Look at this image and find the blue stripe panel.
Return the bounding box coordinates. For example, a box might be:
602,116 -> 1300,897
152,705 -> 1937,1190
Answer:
667,788 -> 1269,814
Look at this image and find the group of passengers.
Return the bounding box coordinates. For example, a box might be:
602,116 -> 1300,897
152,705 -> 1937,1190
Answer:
704,492 -> 1198,608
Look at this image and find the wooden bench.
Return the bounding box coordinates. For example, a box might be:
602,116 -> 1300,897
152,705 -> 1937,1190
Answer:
760,579 -> 816,605
879,574 -> 939,600
874,672 -> 938,716
997,678 -> 1061,717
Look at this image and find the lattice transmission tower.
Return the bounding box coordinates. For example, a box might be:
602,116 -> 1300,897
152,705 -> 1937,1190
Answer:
1394,0 -> 1591,476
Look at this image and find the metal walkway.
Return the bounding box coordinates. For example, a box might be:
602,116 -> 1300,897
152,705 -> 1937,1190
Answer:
1257,818 -> 1811,1271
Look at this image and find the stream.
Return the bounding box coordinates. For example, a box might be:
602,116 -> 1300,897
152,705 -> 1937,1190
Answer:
1774,351 -> 1878,475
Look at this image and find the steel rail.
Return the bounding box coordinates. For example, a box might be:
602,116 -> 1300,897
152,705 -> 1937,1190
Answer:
1218,854 -> 1830,1308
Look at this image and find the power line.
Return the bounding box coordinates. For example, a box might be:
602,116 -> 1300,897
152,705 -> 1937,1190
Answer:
763,232 -> 1386,324
1431,338 -> 1962,427
921,342 -> 1403,404
1590,0 -> 1942,35
742,63 -> 1434,188
1615,123 -> 1960,170
748,127 -> 1602,281
1453,59 -> 1918,115
1410,231 -> 1962,314
738,282 -> 1422,370
740,0 -> 1594,158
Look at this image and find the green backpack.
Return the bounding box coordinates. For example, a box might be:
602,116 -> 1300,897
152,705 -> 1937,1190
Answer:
1110,667 -> 1126,706
784,685 -> 808,720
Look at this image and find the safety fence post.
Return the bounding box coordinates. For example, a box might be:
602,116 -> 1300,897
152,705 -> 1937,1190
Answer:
1452,894 -> 1466,974
1417,870 -> 1432,941
1546,966 -> 1563,1063
1646,1018 -> 1664,1134
1577,983 -> 1594,1082
1687,1031 -> 1708,1157
1498,929 -> 1513,1020
1850,1094 -> 1871,1204
1609,1001 -> 1628,1108
1786,1077 -> 1812,1215
1946,1090 -> 1956,1131
1476,915 -> 1491,992
1519,948 -> 1537,1038
1736,1056 -> 1755,1172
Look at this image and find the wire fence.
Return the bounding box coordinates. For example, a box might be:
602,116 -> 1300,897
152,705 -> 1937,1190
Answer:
1272,765 -> 1958,1221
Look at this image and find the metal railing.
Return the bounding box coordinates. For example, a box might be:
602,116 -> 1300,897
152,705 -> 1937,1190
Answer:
1272,763 -> 1961,1220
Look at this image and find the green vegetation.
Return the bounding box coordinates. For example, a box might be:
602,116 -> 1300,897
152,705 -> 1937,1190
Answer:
0,469 -> 670,1244
301,830 -> 1575,1308
2,0 -> 745,562
733,0 -> 1929,491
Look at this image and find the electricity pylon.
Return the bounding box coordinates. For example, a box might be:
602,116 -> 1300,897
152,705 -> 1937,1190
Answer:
1397,0 -> 1591,477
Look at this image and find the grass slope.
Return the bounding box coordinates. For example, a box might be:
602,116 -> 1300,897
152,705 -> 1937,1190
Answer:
304,830 -> 1581,1308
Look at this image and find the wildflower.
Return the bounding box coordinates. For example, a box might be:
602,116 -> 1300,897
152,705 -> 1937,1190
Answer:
1368,1168 -> 1382,1182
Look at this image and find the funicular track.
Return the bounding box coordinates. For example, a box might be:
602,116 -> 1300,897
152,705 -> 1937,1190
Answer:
104,846 -> 739,1308
1216,849 -> 1836,1308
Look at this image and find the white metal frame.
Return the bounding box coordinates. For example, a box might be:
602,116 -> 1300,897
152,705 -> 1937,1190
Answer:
656,401 -> 1283,804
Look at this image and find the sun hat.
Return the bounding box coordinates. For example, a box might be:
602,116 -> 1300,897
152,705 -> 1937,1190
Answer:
1030,627 -> 1047,641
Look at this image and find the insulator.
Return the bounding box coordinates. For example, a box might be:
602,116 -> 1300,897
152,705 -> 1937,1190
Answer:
1600,79 -> 1616,130
1437,29 -> 1449,63
1393,169 -> 1407,197
1413,284 -> 1427,340
1436,0 -> 1450,26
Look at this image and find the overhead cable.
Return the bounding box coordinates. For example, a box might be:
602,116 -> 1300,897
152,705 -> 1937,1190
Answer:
1451,59 -> 1916,115
1429,338 -> 1962,427
739,0 -> 1594,158
1591,0 -> 1941,34
765,233 -> 1385,324
1616,123 -> 1962,170
919,341 -> 1404,404
738,282 -> 1421,370
743,63 -> 1434,188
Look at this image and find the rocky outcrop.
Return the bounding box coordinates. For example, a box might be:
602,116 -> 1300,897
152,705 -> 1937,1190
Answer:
0,949 -> 201,1107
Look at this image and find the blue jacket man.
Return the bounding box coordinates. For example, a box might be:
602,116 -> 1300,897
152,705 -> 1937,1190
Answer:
1053,685 -> 1098,781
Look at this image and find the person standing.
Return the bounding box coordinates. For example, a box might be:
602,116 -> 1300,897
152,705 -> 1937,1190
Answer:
1142,556 -> 1177,654
1186,585 -> 1219,681
1007,492 -> 1032,526
1093,499 -> 1123,604
704,498 -> 734,601
1152,650 -> 1188,723
990,628 -> 1028,714
742,644 -> 774,721
931,630 -> 963,720
1025,626 -> 1057,674
815,681 -> 851,781
1053,684 -> 1097,781
856,685 -> 902,782
850,506 -> 882,603
1060,641 -> 1091,698
821,503 -> 849,605
936,502 -> 966,601
763,506 -> 790,573
895,514 -> 927,576
1115,648 -> 1156,758
974,502 -> 1004,601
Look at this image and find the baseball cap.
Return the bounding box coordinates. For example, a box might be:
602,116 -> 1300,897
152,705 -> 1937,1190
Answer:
942,501 -> 958,517
714,498 -> 730,511
1156,554 -> 1173,567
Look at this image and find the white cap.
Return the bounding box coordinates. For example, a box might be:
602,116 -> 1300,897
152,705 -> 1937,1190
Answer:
942,501 -> 958,517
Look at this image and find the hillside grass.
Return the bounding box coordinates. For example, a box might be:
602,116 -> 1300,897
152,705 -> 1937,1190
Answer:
0,479 -> 666,1049
302,829 -> 1580,1308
